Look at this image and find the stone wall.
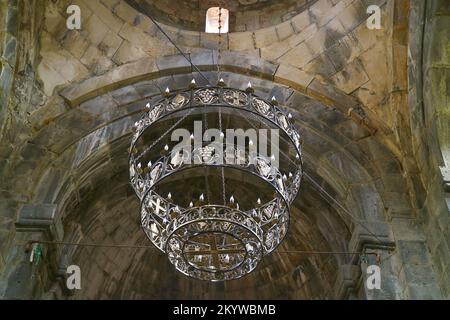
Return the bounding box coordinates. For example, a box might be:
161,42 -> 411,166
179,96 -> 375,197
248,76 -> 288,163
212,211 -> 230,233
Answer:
408,0 -> 450,299
0,0 -> 448,299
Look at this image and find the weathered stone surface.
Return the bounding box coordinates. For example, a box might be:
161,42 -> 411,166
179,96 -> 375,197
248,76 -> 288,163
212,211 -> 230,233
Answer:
331,59 -> 369,94
254,26 -> 278,48
229,31 -> 255,51
60,58 -> 159,106
274,64 -> 314,91
278,42 -> 314,68
0,0 -> 449,300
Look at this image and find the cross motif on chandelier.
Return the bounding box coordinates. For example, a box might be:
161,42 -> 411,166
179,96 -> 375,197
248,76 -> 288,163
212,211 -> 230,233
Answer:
225,91 -> 247,107
184,232 -> 245,271
150,197 -> 166,216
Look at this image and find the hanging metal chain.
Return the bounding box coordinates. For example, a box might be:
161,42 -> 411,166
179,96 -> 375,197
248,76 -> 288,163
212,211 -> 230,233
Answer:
217,7 -> 222,81
217,7 -> 226,205
135,108 -> 194,162
219,108 -> 226,205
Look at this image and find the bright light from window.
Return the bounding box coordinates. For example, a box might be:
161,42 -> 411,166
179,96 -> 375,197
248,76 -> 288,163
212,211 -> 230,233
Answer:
205,7 -> 229,34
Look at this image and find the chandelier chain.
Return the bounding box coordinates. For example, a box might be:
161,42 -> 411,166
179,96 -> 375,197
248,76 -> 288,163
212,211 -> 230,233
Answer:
135,108 -> 194,162
217,7 -> 226,205
303,172 -> 385,244
217,7 -> 222,81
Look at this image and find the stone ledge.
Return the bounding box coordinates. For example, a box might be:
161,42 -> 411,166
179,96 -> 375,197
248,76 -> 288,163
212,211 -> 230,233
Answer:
60,58 -> 159,107
274,64 -> 314,93
15,203 -> 64,243
349,221 -> 396,262
16,204 -> 57,228
16,204 -> 57,231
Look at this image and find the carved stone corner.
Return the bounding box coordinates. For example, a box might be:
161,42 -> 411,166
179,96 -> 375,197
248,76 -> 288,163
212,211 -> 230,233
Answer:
15,203 -> 63,240
349,221 -> 396,262
333,264 -> 362,299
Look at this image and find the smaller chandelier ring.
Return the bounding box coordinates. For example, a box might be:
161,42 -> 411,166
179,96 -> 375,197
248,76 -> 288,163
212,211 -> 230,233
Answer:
165,206 -> 264,281
141,190 -> 290,256
142,192 -> 286,240
164,205 -> 265,240
140,165 -> 292,211
131,145 -> 300,206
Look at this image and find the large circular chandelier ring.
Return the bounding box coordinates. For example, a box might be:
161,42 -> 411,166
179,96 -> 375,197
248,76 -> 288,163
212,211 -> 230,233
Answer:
130,87 -> 303,157
134,149 -> 297,205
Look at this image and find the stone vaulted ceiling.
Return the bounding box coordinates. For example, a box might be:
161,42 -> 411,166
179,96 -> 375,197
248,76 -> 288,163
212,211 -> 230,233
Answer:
127,0 -> 319,31
0,0 -> 449,300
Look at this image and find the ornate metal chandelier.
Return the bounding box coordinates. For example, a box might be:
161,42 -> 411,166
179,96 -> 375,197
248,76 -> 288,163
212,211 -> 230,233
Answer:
128,6 -> 301,281
129,83 -> 303,281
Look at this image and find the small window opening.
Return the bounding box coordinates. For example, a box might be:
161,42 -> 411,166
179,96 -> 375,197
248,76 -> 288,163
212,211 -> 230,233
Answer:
205,7 -> 229,34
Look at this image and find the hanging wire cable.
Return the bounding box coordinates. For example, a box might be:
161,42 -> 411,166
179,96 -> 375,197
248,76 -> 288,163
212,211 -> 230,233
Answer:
226,103 -> 387,246
126,0 -> 211,86
19,240 -> 386,258
303,171 -> 385,244
135,108 -> 194,161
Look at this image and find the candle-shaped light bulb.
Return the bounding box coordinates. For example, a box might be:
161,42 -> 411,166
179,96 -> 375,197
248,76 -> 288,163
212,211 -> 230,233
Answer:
164,144 -> 169,151
199,193 -> 204,201
137,162 -> 142,169
249,139 -> 254,146
189,201 -> 194,208
289,172 -> 293,178
165,87 -> 170,94
145,103 -> 150,110
283,174 -> 287,181
288,113 -> 293,119
230,195 -> 235,204
167,192 -> 172,200
190,133 -> 194,140
257,198 -> 262,205
220,131 -> 224,138
271,154 -> 276,161
271,96 -> 278,105
246,81 -> 254,93
147,161 -> 152,168
236,203 -> 240,210
189,78 -> 197,89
